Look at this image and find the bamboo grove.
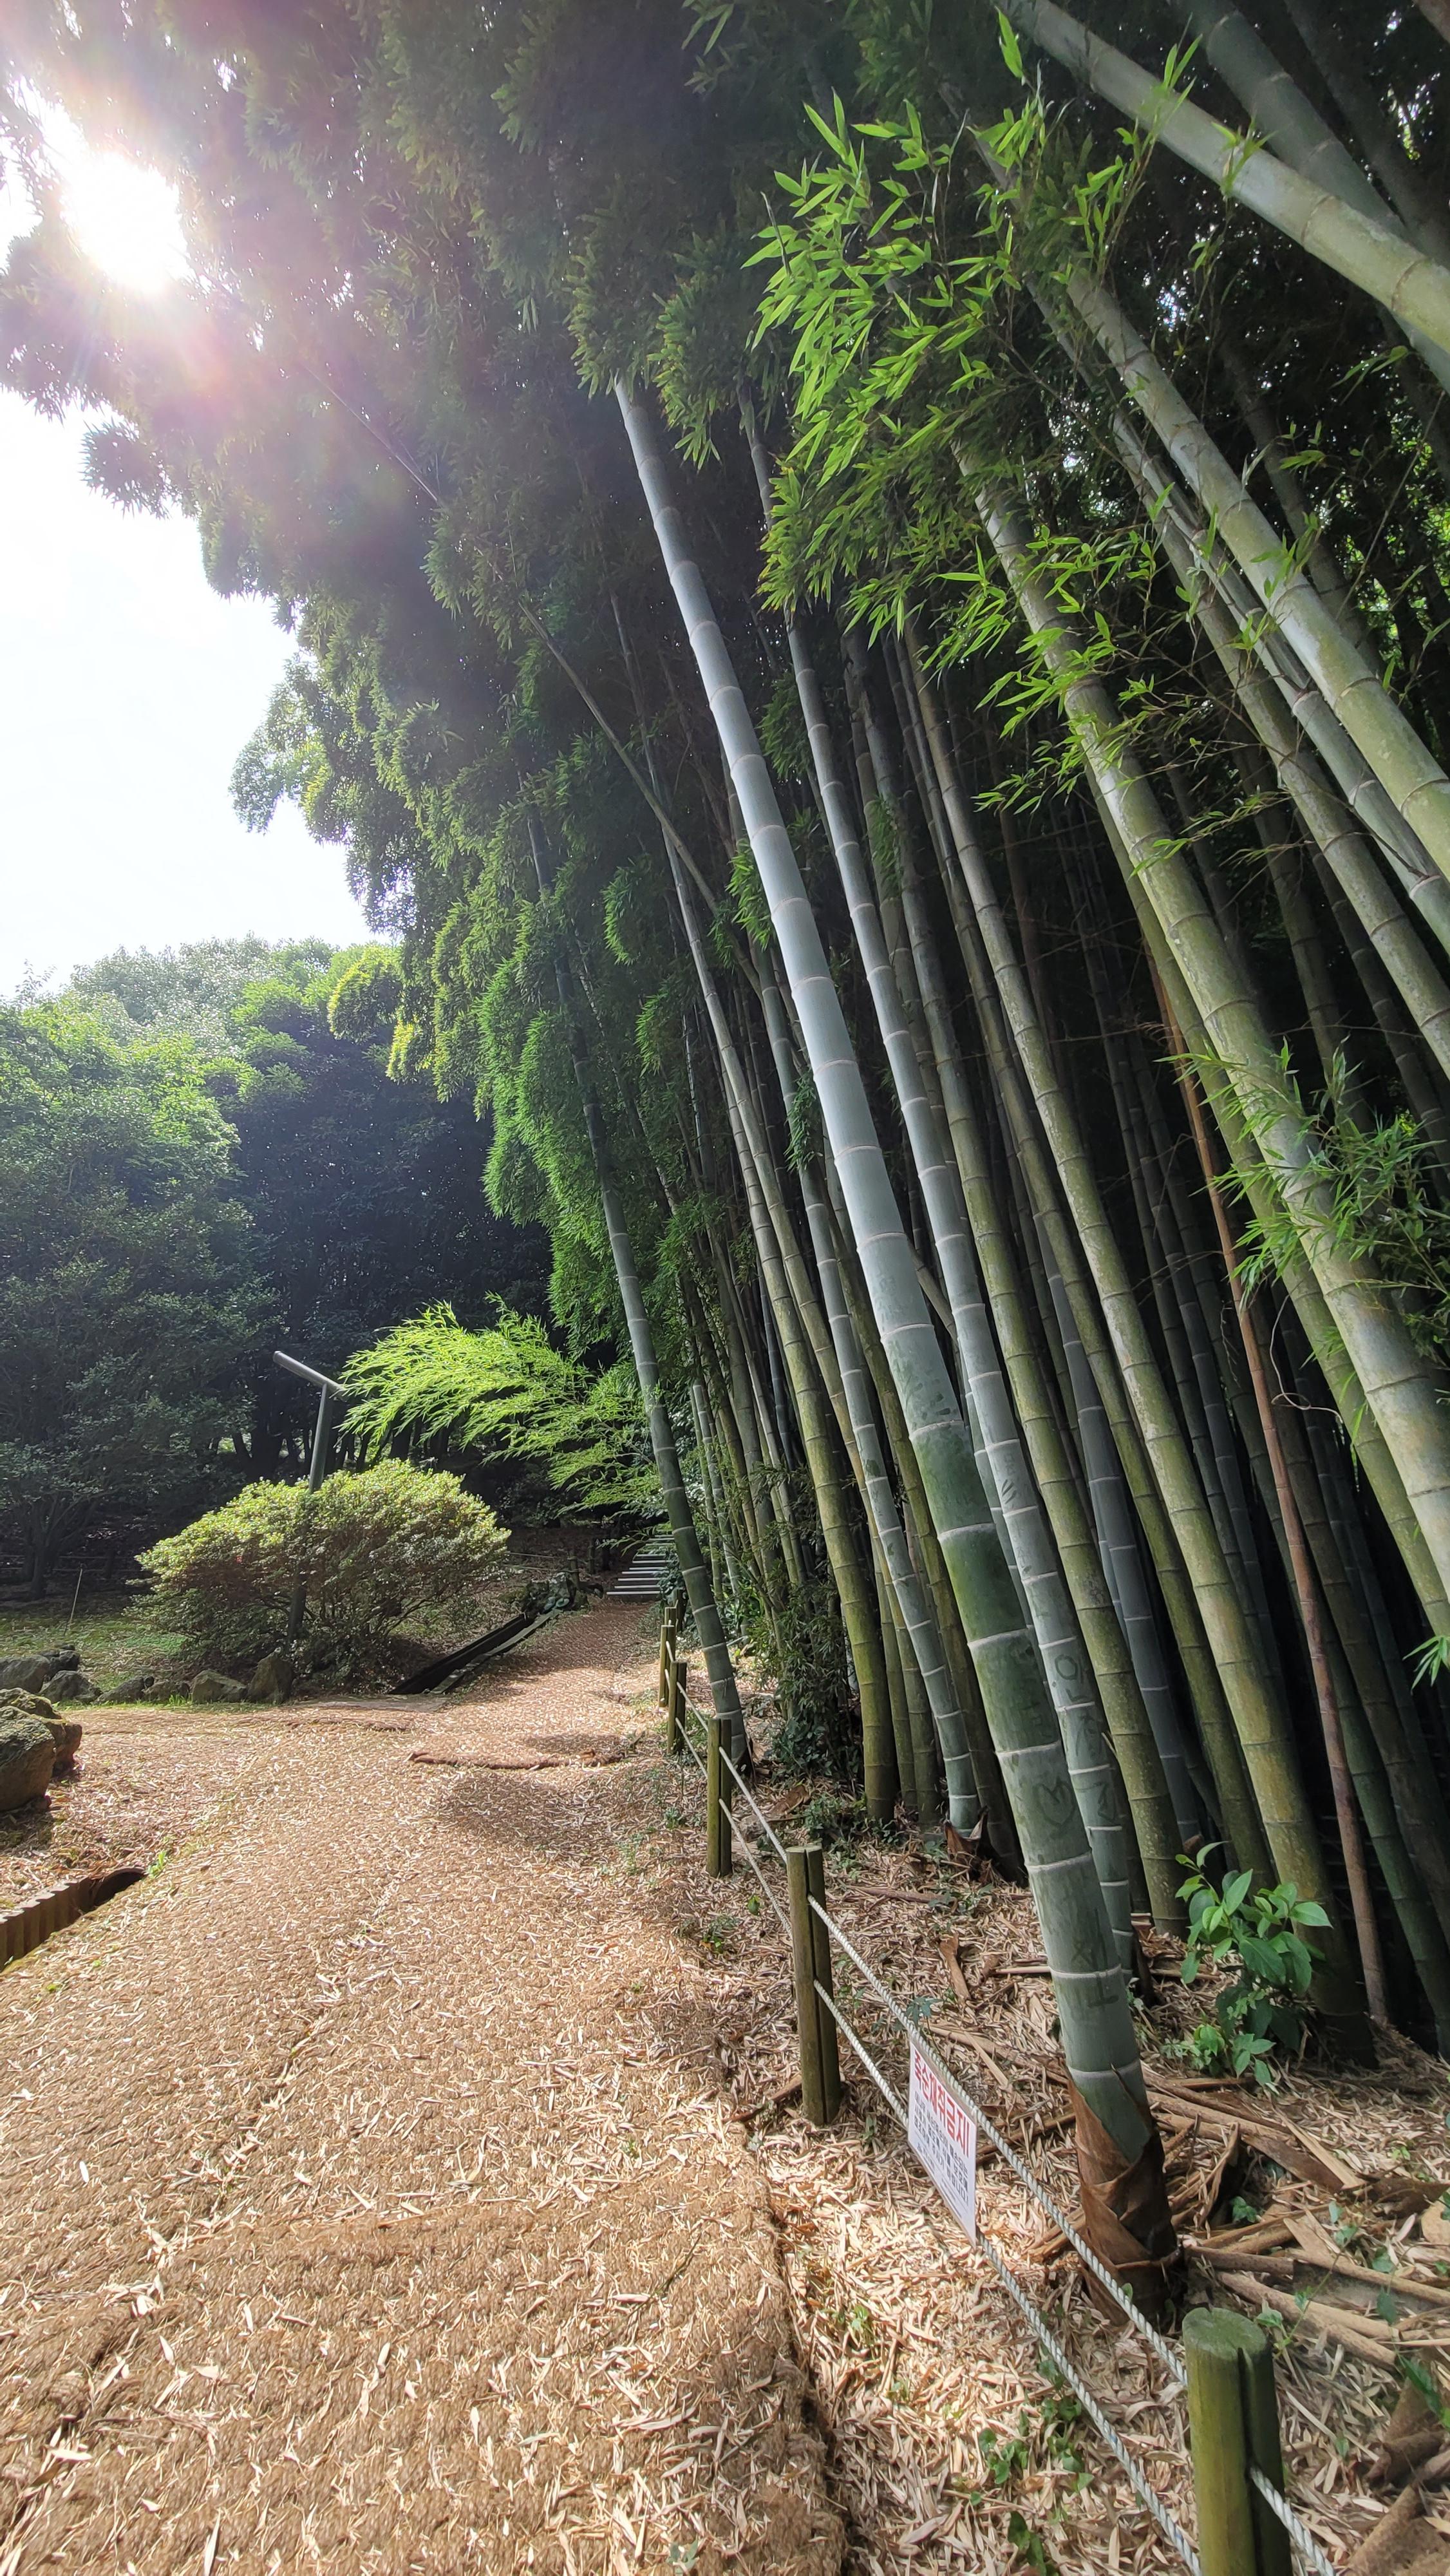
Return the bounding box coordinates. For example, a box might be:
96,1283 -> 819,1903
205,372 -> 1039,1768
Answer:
7,0 -> 1450,2286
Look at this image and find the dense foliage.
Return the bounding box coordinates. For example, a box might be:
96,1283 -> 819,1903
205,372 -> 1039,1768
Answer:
138,1459 -> 507,1677
344,1305 -> 654,1519
0,938 -> 550,1586
0,1002 -> 258,1589
73,938 -> 549,1468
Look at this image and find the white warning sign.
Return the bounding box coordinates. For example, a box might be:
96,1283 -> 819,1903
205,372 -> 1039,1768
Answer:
908,2041 -> 978,2240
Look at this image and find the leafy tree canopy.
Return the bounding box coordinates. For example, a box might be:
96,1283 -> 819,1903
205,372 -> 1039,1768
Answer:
69,936 -> 551,1472
0,999 -> 260,1584
345,1303 -> 654,1519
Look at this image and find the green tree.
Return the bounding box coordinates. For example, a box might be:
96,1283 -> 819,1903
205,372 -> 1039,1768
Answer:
0,1001 -> 260,1589
71,938 -> 550,1470
344,1302 -> 656,1518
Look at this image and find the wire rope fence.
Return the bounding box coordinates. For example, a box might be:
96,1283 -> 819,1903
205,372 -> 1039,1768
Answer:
659,1616 -> 1340,2576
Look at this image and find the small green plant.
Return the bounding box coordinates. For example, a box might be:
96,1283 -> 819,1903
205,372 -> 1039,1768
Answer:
1329,2201 -> 1375,2257
798,1787 -> 866,1848
1402,2358 -> 1450,2429
979,2421 -> 1031,2488
751,1573 -> 862,1784
1008,2514 -> 1059,2576
1257,2302 -> 1297,2359
978,2390 -> 1085,2497
1038,2385 -> 1088,2486
1174,1850 -> 1328,2085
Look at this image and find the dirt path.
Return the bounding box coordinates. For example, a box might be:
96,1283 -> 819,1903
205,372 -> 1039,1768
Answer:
0,1600 -> 845,2575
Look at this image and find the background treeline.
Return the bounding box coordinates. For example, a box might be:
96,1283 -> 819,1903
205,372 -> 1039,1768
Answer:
7,0 -> 1450,2276
0,938 -> 547,1592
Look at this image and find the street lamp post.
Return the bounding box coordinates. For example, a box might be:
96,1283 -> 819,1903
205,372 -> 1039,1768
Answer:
274,1351 -> 348,1647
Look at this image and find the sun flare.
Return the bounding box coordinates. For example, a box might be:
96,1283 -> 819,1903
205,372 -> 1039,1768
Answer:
61,138 -> 187,294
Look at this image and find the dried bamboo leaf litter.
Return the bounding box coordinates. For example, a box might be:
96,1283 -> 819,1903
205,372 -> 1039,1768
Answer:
0,1600 -> 843,2573
6,1596 -> 1447,2573
645,1701 -> 1450,2576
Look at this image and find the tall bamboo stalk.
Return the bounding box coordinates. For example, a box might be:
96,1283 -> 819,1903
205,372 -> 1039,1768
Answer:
752,945 -> 983,1827
983,486 -> 1450,1722
1050,256 -> 1450,905
543,920 -> 748,1760
997,0 -> 1450,389
712,971 -> 896,1794
1184,0 -> 1450,281
778,603 -> 1135,1953
1113,417 -> 1450,997
848,634 -> 1185,1922
907,628 -> 1324,1904
1169,1014 -> 1391,2024
968,510 -> 1381,2029
889,640 -> 1257,1862
617,378 -> 1169,2202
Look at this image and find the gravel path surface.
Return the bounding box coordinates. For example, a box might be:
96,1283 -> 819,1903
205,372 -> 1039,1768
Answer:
0,1600 -> 844,2575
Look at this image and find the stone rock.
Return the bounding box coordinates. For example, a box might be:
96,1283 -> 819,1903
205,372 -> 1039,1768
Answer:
43,1668 -> 98,1705
247,1652 -> 294,1705
0,1714 -> 55,1811
45,1716 -> 82,1774
189,1669 -> 247,1704
0,1656 -> 53,1694
99,1673 -> 156,1705
0,1689 -> 56,1718
0,1647 -> 79,1690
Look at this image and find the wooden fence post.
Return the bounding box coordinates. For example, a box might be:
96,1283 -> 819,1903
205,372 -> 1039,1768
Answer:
667,1653 -> 684,1756
719,1718 -> 733,1875
658,1613 -> 671,1707
706,1714 -> 731,1877
1241,2318 -> 1292,2576
805,1842 -> 840,2120
1185,2307 -> 1288,2576
787,1846 -> 829,2123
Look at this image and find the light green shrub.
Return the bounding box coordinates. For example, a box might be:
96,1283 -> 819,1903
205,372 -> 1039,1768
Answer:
139,1462 -> 507,1678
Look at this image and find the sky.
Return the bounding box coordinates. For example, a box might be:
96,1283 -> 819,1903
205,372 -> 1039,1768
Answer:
0,140 -> 370,998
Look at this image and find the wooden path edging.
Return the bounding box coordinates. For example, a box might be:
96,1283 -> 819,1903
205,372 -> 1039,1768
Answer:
0,1866 -> 145,1969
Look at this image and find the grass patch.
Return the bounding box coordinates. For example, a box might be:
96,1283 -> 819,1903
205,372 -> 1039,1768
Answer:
0,1588 -> 189,1696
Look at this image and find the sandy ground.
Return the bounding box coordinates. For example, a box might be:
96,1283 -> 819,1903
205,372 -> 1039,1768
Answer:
0,1600 -> 845,2575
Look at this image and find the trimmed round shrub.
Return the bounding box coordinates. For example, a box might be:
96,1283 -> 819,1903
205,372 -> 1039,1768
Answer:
139,1463 -> 507,1679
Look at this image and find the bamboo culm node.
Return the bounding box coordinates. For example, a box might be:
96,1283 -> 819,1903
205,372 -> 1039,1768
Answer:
1184,2307 -> 1290,2576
